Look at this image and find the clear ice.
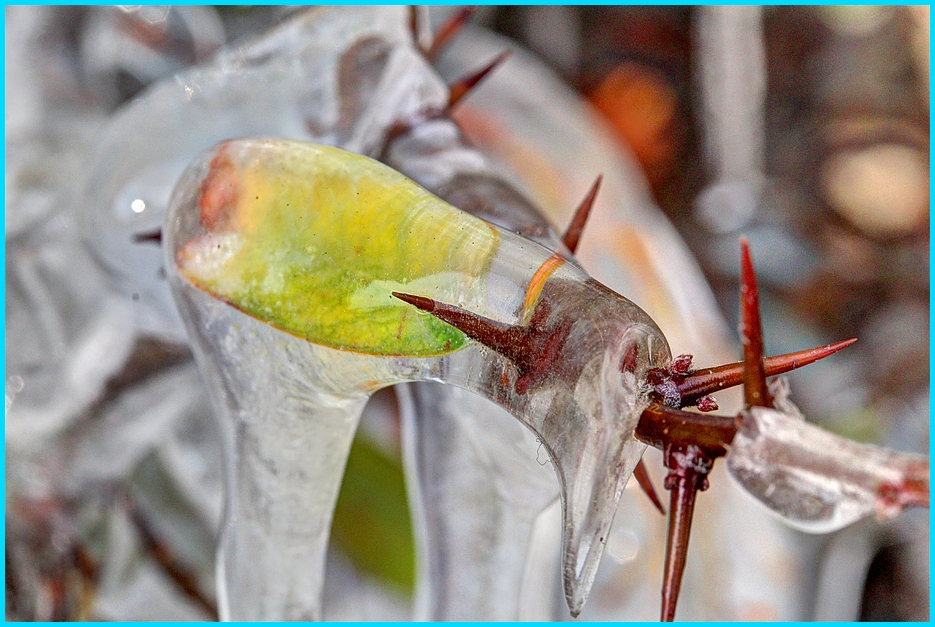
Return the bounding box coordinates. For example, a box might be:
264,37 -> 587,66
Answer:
399,383 -> 562,619
727,404 -> 929,534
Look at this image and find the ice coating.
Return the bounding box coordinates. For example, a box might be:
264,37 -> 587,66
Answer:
387,131 -> 573,616
727,406 -> 929,534
166,137 -> 672,619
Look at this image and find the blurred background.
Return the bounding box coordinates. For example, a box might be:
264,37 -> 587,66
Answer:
5,5 -> 929,621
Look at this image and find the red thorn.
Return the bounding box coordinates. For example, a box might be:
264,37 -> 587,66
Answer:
656,444 -> 716,622
392,291 -> 522,362
427,6 -> 477,59
392,291 -> 571,394
677,339 -> 857,404
391,292 -> 437,313
633,459 -> 666,515
660,473 -> 699,622
448,51 -> 511,109
562,174 -> 603,254
133,228 -> 163,245
740,238 -> 771,409
409,6 -> 422,51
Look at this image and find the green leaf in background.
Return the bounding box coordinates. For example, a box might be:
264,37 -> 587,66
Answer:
330,433 -> 415,595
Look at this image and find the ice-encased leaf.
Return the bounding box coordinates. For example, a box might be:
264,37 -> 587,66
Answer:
175,139 -> 498,356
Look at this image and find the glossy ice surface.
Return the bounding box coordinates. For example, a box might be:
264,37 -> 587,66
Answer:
75,6 -> 445,343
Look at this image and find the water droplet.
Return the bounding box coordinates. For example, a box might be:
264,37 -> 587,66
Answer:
131,198 -> 146,214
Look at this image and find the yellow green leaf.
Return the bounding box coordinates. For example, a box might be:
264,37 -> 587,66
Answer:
178,139 -> 500,356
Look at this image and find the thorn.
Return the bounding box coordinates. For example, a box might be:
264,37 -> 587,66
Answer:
740,238 -> 770,409
633,459 -> 666,515
392,291 -> 570,394
562,174 -> 603,254
656,444 -> 716,622
676,339 -> 857,405
133,228 -> 162,245
427,6 -> 477,60
448,51 -> 511,109
393,291 -> 522,360
125,494 -> 218,619
409,6 -> 422,52
391,292 -> 437,313
660,468 -> 700,622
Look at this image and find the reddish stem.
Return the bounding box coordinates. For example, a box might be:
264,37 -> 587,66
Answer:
636,401 -> 736,456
